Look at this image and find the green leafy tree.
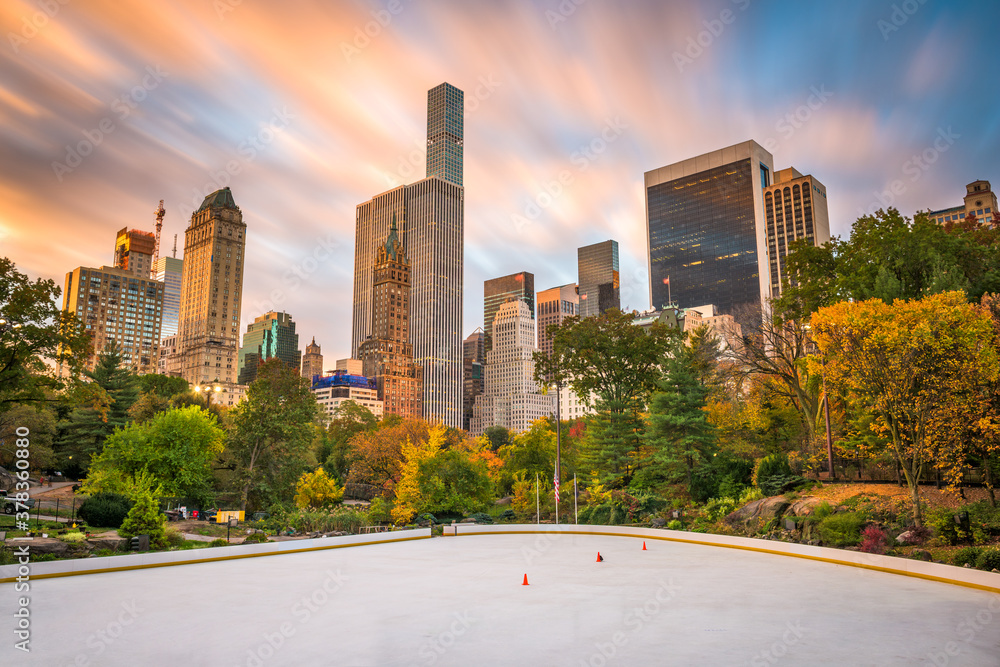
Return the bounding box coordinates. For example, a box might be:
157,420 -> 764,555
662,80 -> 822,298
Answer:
0,404 -> 58,471
0,257 -> 91,410
226,358 -> 321,511
82,405 -> 224,507
499,419 -> 555,483
537,309 -> 677,487
645,341 -> 718,489
393,426 -> 492,523
137,374 -> 189,399
483,425 -> 512,452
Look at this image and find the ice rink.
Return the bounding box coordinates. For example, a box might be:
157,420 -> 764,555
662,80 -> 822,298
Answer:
3,531 -> 999,666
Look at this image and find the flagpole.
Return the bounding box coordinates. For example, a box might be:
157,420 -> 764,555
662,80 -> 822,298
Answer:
535,472 -> 539,525
555,379 -> 561,525
574,473 -> 578,525
667,275 -> 671,306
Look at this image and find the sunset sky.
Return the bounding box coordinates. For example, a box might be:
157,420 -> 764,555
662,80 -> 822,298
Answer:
2,0 -> 998,362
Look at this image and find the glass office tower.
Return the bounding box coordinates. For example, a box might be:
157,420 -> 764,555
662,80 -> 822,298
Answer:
645,141 -> 773,326
426,83 -> 464,187
578,240 -> 620,318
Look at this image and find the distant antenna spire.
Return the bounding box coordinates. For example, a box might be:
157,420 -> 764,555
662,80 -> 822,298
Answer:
172,234 -> 178,258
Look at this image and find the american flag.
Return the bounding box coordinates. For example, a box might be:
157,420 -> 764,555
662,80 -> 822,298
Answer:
554,472 -> 560,504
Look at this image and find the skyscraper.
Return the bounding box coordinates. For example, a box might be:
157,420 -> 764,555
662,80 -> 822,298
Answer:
470,300 -> 555,436
358,220 -> 423,420
301,337 -> 324,380
237,311 -> 301,385
763,168 -> 831,299
462,330 -> 484,431
176,186 -> 246,397
426,82 -> 464,187
484,272 -> 534,354
61,265 -> 163,374
113,228 -> 156,277
351,84 -> 464,427
645,140 -> 774,325
536,283 -> 578,359
578,241 -> 620,318
153,256 -> 183,337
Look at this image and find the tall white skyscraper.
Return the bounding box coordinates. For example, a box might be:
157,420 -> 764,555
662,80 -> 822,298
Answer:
470,300 -> 555,436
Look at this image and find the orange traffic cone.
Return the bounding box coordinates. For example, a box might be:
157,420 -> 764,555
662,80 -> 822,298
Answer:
596,552 -> 604,562
642,541 -> 647,551
522,574 -> 530,585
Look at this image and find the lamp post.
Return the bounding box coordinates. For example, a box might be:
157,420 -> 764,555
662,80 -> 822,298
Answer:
194,378 -> 223,409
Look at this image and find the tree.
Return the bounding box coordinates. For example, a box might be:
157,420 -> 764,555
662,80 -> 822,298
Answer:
81,405 -> 224,506
0,404 -> 57,471
535,308 -> 676,410
392,425 -> 493,524
55,343 -> 139,475
345,419 -> 431,494
811,292 -> 999,526
582,397 -> 646,487
499,419 -> 555,483
117,486 -> 167,549
483,425 -> 512,452
724,303 -> 819,446
294,468 -> 344,508
322,400 -> 378,481
0,257 -> 91,410
645,341 -> 717,489
536,309 -> 677,487
127,391 -> 172,424
137,374 -> 189,399
226,359 -> 321,511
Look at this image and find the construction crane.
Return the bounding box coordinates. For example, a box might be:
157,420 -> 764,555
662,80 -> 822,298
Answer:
151,200 -> 165,279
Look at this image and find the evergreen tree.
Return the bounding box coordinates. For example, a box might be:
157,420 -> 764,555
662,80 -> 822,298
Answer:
117,485 -> 167,549
583,396 -> 646,488
645,343 -> 717,489
55,342 -> 139,475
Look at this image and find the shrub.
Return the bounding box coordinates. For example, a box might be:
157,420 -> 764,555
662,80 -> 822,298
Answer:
667,519 -> 683,530
859,525 -> 887,554
60,532 -> 86,543
77,492 -> 133,529
702,497 -> 739,522
243,532 -> 270,544
817,512 -> 866,547
164,527 -> 185,548
208,538 -> 229,547
496,508 -> 516,522
813,501 -> 833,520
468,512 -> 493,524
753,453 -> 793,488
976,547 -> 1000,571
118,488 -> 167,549
289,507 -> 367,534
365,496 -> 393,524
953,546 -> 982,567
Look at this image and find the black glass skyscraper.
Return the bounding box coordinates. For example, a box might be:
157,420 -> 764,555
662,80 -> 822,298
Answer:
426,83 -> 464,186
578,240 -> 620,318
645,141 -> 773,327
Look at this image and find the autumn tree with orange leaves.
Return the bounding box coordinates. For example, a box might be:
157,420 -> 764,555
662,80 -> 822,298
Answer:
810,292 -> 999,526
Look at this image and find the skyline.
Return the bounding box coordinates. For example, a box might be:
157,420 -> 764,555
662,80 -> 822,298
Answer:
2,0 -> 998,361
